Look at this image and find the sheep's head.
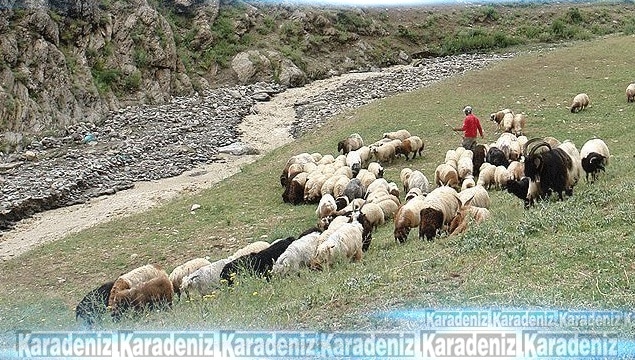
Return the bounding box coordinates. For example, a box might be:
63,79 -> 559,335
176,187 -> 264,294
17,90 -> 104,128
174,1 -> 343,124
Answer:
393,226 -> 410,244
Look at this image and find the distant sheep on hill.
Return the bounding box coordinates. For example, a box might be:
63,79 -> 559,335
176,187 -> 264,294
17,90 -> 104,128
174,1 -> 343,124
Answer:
570,93 -> 590,113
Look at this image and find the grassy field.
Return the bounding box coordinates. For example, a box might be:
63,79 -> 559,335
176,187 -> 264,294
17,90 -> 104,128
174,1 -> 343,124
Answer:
2,35 -> 635,347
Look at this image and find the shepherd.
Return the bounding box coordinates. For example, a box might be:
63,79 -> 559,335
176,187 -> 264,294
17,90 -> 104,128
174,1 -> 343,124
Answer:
452,106 -> 484,151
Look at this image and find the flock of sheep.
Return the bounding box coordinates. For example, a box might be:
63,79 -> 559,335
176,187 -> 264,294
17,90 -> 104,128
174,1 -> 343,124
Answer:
75,83 -> 627,326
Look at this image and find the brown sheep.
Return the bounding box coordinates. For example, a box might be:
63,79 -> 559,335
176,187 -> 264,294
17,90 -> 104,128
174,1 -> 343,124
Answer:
449,204 -> 491,236
418,186 -> 461,240
110,272 -> 174,320
393,195 -> 426,243
107,264 -> 165,309
434,163 -> 459,189
395,136 -> 424,160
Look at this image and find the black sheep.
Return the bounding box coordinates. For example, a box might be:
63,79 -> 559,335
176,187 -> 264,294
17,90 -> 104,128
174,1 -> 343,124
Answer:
486,146 -> 509,168
472,144 -> 487,177
75,281 -> 115,326
581,152 -> 607,183
524,147 -> 572,201
220,236 -> 296,285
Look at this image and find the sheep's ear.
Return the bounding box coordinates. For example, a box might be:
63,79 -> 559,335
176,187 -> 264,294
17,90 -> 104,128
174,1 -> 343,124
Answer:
462,195 -> 474,207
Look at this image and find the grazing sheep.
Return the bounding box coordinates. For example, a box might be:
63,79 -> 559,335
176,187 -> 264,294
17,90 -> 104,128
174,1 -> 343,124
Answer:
505,177 -> 546,208
318,154 -> 336,165
458,185 -> 491,209
179,258 -> 229,297
418,186 -> 461,240
472,144 -> 487,177
570,93 -> 590,113
486,146 -> 510,168
76,281 -> 115,326
346,150 -> 363,177
489,108 -> 513,126
108,264 -> 166,308
383,129 -> 411,141
627,83 -> 635,103
280,153 -> 315,187
393,195 -> 427,243
316,194 -> 338,219
357,146 -> 372,168
110,272 -> 173,320
457,156 -> 473,180
168,258 -> 212,297
476,163 -> 496,189
283,172 -> 308,205
461,175 -> 476,191
434,163 -> 459,189
311,221 -> 364,270
337,198 -> 366,215
507,161 -> 525,181
272,230 -> 322,276
367,162 -> 384,178
304,173 -> 328,203
580,138 -> 610,183
494,166 -> 512,190
512,113 -> 526,136
338,133 -> 364,154
395,136 -> 424,160
405,187 -> 424,202
400,168 -> 413,191
406,170 -> 430,194
343,178 -> 365,202
221,237 -> 296,285
332,175 -> 351,199
374,197 -> 400,221
370,143 -> 397,164
358,202 -> 385,231
229,241 -> 271,261
356,169 -> 377,189
333,165 -> 353,179
449,204 -> 491,236
558,140 -> 583,192
365,178 -> 391,198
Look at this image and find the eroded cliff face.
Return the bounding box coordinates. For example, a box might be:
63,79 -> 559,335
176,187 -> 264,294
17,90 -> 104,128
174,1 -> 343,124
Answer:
0,0 -> 220,140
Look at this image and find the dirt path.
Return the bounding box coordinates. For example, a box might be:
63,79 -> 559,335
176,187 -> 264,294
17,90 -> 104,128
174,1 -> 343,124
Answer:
0,70 -> 386,261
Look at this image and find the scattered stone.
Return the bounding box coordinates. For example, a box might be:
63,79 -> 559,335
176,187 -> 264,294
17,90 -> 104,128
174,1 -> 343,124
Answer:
217,142 -> 260,156
191,204 -> 201,211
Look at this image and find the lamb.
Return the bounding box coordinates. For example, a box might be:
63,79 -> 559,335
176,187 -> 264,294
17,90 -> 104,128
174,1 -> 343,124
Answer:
393,194 -> 427,243
383,129 -> 411,141
627,83 -> 635,103
220,236 -> 296,285
370,143 -> 397,164
316,193 -> 338,219
570,93 -> 590,113
494,165 -> 512,190
338,133 -> 364,155
75,281 -> 115,326
367,162 -> 384,178
168,258 -> 212,297
395,136 -> 424,160
406,170 -> 430,194
579,138 -> 610,183
179,258 -> 229,297
110,272 -> 173,320
418,186 -> 461,240
434,163 -> 459,189
229,241 -> 271,261
507,161 -> 525,181
448,203 -> 491,236
476,163 -> 496,189
107,264 -> 166,308
310,221 -> 364,270
458,185 -> 490,209
272,230 -> 322,276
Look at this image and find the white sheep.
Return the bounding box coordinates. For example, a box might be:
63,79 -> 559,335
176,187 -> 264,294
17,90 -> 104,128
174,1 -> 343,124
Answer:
457,156 -> 473,180
333,165 -> 353,179
359,202 -> 385,229
304,173 -> 328,203
317,154 -> 335,165
346,150 -> 363,175
365,178 -> 391,198
393,194 -> 427,243
458,185 -> 491,209
476,163 -> 496,189
512,113 -> 526,136
400,167 -> 413,191
570,93 -> 590,113
333,175 -> 351,199
179,258 -> 229,297
383,129 -> 411,141
406,170 -> 430,194
169,258 -> 212,296
316,193 -> 338,219
558,140 -> 583,190
356,169 -> 376,189
434,163 -> 459,189
627,83 -> 635,103
461,175 -> 475,191
405,187 -> 424,202
579,138 -> 610,183
272,231 -> 322,276
367,162 -> 384,178
507,161 -> 525,181
370,143 -> 397,164
494,165 -> 512,190
229,241 -> 271,261
311,221 -> 364,270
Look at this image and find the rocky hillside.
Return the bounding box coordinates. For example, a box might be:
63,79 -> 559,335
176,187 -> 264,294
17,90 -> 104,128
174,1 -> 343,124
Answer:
1,0 -> 634,147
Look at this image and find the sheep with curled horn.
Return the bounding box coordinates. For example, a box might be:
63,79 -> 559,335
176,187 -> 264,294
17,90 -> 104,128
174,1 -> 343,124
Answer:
523,138 -> 573,202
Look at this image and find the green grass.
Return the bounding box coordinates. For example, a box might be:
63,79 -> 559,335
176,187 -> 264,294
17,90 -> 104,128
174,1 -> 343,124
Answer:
2,36 -> 635,346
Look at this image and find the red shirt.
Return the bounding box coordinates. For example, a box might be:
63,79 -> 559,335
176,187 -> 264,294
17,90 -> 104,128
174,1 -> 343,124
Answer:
462,114 -> 483,138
